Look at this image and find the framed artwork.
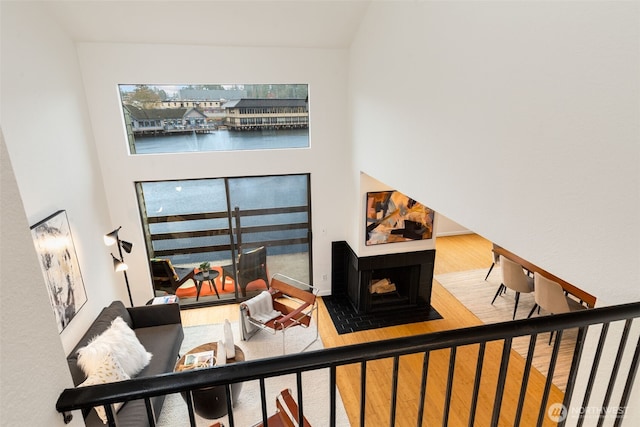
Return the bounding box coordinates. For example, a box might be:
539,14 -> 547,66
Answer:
31,210 -> 87,333
366,190 -> 435,246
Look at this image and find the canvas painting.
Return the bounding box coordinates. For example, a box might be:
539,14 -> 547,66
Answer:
366,191 -> 435,246
31,210 -> 87,333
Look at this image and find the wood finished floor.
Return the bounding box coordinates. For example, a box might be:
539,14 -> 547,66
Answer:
180,234 -> 564,426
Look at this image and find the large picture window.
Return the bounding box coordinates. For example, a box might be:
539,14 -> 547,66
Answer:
137,174 -> 311,307
119,84 -> 309,154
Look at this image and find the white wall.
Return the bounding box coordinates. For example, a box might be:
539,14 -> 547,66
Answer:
0,3 -> 121,425
0,131 -> 84,426
435,214 -> 470,237
1,2 -> 120,356
348,2 -> 639,424
76,43 -> 352,301
349,1 -> 639,306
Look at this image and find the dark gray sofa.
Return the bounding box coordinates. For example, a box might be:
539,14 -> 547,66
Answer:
67,300 -> 184,426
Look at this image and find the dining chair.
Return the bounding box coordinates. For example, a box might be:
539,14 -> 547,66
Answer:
528,272 -> 587,343
491,255 -> 534,320
484,249 -> 500,280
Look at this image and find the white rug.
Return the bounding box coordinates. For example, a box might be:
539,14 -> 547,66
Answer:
156,321 -> 350,427
435,268 -> 578,391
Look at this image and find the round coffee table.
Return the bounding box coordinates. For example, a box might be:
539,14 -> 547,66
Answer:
175,342 -> 245,419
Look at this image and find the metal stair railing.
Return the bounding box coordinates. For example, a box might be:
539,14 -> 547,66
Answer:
56,301 -> 640,426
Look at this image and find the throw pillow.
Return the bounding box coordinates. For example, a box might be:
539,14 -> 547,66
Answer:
78,351 -> 130,424
77,316 -> 152,378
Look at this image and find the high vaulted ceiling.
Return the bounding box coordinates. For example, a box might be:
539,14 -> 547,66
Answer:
43,0 -> 370,48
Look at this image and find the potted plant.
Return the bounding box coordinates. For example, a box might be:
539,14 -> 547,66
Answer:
199,261 -> 211,278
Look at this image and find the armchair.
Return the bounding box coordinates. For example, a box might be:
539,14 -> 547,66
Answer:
240,274 -> 318,354
150,258 -> 195,295
222,246 -> 269,297
252,388 -> 312,427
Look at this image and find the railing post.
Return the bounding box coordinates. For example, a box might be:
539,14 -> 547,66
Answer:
469,343 -> 486,427
443,347 -> 457,427
576,322 -> 610,427
416,352 -> 430,427
490,338 -> 512,425
537,329 -> 564,426
559,326 -> 588,427
389,356 -> 400,427
360,361 -> 367,427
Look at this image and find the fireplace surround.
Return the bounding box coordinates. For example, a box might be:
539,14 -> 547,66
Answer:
332,241 -> 435,314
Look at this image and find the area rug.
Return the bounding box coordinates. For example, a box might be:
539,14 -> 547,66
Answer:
156,322 -> 350,427
435,268 -> 578,391
174,267 -> 269,299
323,294 -> 442,335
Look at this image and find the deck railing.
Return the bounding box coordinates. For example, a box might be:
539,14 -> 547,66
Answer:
147,206 -> 310,260
56,301 -> 640,427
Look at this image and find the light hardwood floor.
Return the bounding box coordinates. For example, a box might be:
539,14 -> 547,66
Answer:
180,234 -> 563,426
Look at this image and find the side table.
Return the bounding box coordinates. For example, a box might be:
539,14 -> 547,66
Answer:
193,269 -> 220,301
174,342 -> 245,419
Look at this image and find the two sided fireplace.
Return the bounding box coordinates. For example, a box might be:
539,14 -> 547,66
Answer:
331,241 -> 435,314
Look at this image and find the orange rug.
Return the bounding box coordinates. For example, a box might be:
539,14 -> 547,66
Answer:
175,266 -> 268,298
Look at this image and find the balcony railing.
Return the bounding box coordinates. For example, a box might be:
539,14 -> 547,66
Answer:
57,302 -> 640,427
146,206 -> 310,260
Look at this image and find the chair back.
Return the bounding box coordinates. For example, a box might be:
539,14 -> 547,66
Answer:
150,259 -> 178,284
236,246 -> 269,294
534,272 -> 570,314
238,246 -> 267,278
150,258 -> 194,293
500,255 -> 534,293
239,246 -> 266,270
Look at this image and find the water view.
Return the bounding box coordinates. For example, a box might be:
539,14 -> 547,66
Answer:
134,128 -> 309,154
140,172 -> 310,266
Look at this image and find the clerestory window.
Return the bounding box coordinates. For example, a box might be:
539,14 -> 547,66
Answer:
118,84 -> 309,155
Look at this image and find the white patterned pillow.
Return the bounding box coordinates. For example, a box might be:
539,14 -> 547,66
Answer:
78,352 -> 130,424
78,316 -> 152,378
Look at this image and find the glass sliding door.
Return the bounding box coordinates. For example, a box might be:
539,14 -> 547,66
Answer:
136,174 -> 311,308
227,174 -> 311,285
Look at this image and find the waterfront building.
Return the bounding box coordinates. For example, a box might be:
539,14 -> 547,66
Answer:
124,105 -> 209,135
156,88 -> 247,118
125,98 -> 309,134
223,98 -> 309,130
159,100 -> 222,110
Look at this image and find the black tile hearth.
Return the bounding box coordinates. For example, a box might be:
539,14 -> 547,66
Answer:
322,294 -> 442,335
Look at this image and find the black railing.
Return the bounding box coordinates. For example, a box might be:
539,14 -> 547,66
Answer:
56,302 -> 640,427
147,206 -> 310,259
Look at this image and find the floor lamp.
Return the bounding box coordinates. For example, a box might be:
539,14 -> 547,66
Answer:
104,226 -> 134,307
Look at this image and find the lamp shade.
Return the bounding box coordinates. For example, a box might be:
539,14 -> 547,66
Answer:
111,254 -> 128,272
104,227 -> 121,246
120,240 -> 133,254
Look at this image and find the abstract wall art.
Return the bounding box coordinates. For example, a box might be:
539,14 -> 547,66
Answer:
31,210 -> 87,333
366,190 -> 435,246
